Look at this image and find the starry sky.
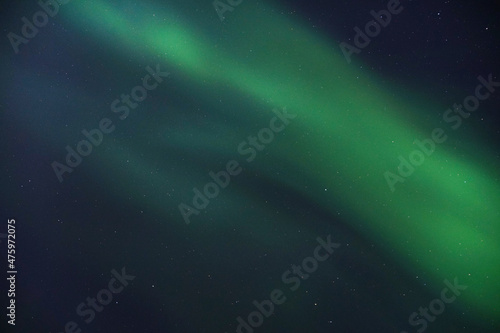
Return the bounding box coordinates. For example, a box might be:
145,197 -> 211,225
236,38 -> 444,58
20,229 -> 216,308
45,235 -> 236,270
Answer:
1,0 -> 500,332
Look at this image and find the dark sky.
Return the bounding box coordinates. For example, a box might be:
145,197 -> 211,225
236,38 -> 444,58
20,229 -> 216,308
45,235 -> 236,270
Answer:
1,1 -> 499,332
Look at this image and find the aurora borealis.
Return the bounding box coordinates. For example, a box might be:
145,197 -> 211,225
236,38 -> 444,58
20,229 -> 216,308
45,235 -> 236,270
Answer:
1,0 -> 499,332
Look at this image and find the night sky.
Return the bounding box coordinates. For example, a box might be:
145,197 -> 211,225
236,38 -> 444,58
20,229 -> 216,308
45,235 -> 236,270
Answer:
1,0 -> 500,332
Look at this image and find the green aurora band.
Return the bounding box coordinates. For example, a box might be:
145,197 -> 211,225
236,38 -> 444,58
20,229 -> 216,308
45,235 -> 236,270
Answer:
55,0 -> 499,326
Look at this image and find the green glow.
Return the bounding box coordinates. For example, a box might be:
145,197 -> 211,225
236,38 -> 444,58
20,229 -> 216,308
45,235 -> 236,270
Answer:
61,0 -> 500,323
